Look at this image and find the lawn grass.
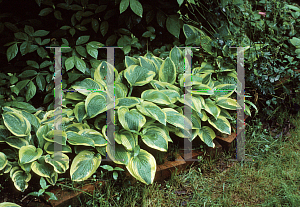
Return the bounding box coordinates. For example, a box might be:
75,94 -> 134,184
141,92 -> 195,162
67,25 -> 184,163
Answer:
65,109 -> 300,206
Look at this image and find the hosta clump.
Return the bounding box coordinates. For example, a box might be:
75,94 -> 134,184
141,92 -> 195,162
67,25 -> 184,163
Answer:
60,46 -> 247,185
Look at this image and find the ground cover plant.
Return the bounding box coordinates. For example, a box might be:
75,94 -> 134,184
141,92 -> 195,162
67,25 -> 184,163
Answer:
0,0 -> 299,206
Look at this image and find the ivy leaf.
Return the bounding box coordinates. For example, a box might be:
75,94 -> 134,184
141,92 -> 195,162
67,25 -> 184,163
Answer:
26,60 -> 39,69
37,47 -> 48,58
100,21 -> 109,36
130,0 -> 143,18
7,43 -> 18,62
166,15 -> 180,39
120,0 -> 129,14
26,80 -> 36,102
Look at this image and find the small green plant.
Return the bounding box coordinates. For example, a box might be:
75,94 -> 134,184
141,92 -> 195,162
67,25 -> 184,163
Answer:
26,177 -> 57,202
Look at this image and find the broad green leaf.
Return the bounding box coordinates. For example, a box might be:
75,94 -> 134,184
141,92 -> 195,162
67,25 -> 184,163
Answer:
76,45 -> 87,58
66,131 -> 95,147
91,19 -> 99,33
125,56 -> 139,68
115,97 -> 142,109
216,97 -> 239,110
170,46 -> 185,73
162,108 -> 192,129
3,112 -> 31,136
78,129 -> 107,147
0,202 -> 22,207
100,21 -> 109,36
106,142 -> 130,165
126,149 -> 156,185
124,65 -> 155,86
31,157 -> 55,178
120,0 -> 130,13
24,25 -> 34,36
71,78 -> 104,96
74,102 -> 87,123
141,89 -> 173,105
193,62 -> 215,74
159,57 -> 176,84
39,8 -> 53,16
115,129 -> 137,150
166,15 -> 180,39
11,170 -> 31,192
76,35 -> 90,45
18,70 -> 37,78
44,142 -> 72,154
213,84 -> 236,97
10,101 -> 37,113
0,152 -> 7,171
130,0 -> 143,18
7,43 -> 18,62
5,137 -> 29,149
14,32 -> 28,40
33,30 -> 50,37
139,57 -> 157,76
208,115 -> 231,135
115,82 -> 128,99
65,56 -> 75,71
118,107 -> 146,131
85,92 -> 107,118
141,125 -> 168,152
19,145 -> 43,164
136,101 -> 166,125
45,153 -> 69,174
36,74 -> 46,91
204,98 -> 221,119
74,56 -> 86,73
44,130 -> 67,145
25,80 -> 36,102
198,126 -> 216,148
70,150 -> 101,181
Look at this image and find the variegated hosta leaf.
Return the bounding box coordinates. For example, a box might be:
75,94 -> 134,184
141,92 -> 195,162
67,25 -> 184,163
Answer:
106,143 -> 131,165
125,56 -> 139,68
66,131 -> 95,147
45,171 -> 58,185
124,65 -> 155,86
159,57 -> 176,84
65,92 -> 86,101
0,202 -> 22,207
204,98 -> 221,119
170,46 -> 185,74
5,136 -> 29,149
139,56 -> 158,77
115,97 -> 143,109
213,84 -> 236,97
0,152 -> 8,171
45,153 -> 69,174
10,169 -> 31,192
0,125 -> 10,141
31,156 -> 55,178
216,97 -> 240,110
162,108 -> 192,129
196,109 -> 208,121
192,61 -> 215,74
94,61 -> 117,86
126,149 -> 156,185
136,101 -> 167,126
190,83 -> 214,95
220,108 -> 233,120
3,112 -> 31,137
74,102 -> 87,123
44,142 -> 72,154
198,126 -> 216,148
141,89 -> 173,105
208,115 -> 231,135
44,130 -> 67,145
71,78 -> 104,96
150,80 -> 166,90
65,122 -> 90,133
118,107 -> 146,132
85,92 -> 107,118
160,90 -> 180,103
191,111 -> 202,129
177,95 -> 203,112
115,129 -> 137,151
19,145 -> 43,164
115,82 -> 128,99
78,129 -> 107,147
141,125 -> 169,152
70,150 -> 101,181
166,123 -> 198,140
